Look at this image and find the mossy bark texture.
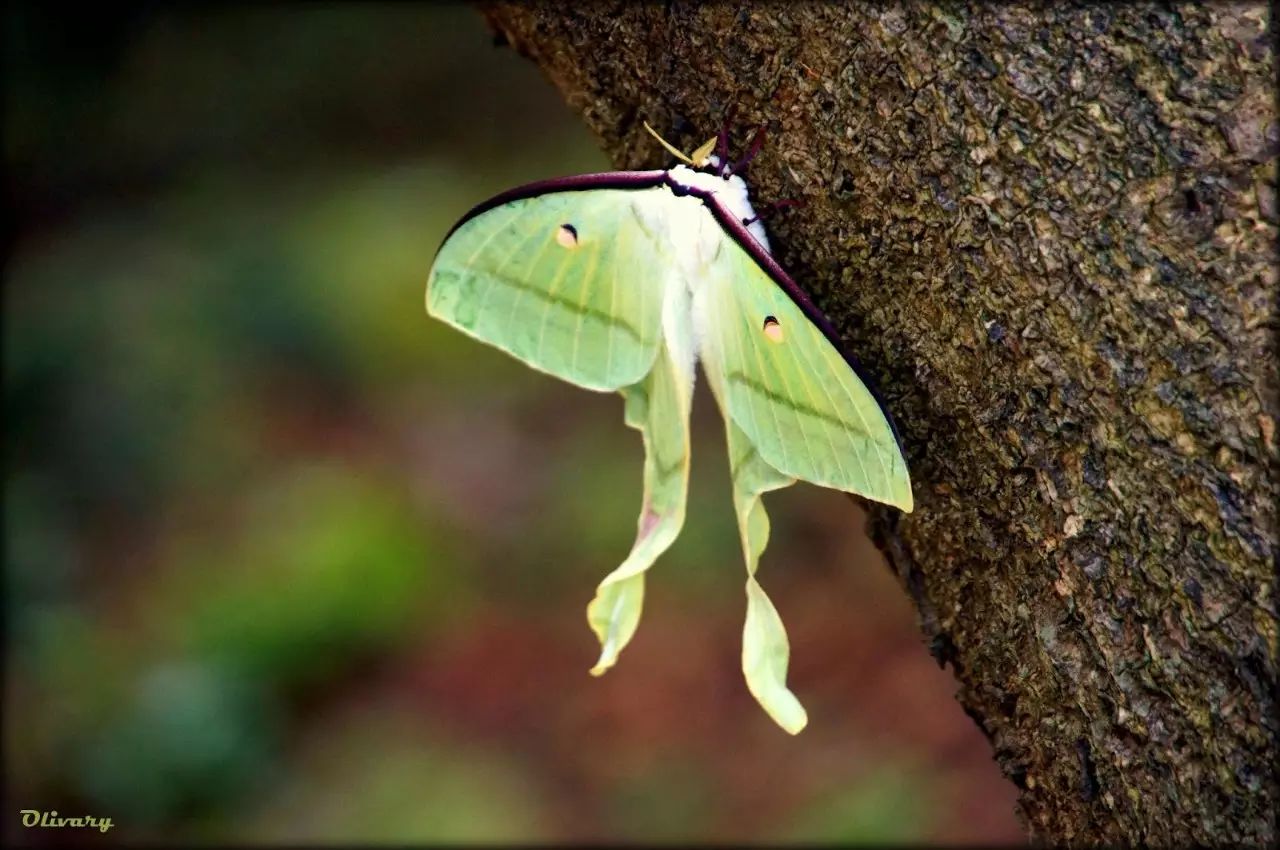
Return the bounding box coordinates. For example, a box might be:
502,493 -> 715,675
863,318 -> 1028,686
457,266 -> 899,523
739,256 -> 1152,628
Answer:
479,2 -> 1277,845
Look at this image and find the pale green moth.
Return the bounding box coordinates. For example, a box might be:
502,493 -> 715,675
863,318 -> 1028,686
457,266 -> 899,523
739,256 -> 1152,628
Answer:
425,121 -> 913,734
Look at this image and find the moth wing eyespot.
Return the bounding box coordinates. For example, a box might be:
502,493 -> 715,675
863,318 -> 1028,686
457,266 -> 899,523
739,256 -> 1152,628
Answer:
762,315 -> 784,342
556,223 -> 579,248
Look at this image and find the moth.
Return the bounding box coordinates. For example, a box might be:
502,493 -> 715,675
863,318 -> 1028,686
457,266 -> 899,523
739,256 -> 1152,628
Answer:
425,120 -> 912,733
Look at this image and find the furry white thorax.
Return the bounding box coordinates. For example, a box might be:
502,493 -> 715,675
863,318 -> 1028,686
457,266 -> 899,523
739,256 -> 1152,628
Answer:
667,157 -> 771,252
625,158 -> 771,389
637,157 -> 769,392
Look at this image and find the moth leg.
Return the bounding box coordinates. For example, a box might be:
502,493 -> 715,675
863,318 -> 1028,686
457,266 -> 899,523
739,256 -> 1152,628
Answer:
585,334 -> 692,675
725,417 -> 808,734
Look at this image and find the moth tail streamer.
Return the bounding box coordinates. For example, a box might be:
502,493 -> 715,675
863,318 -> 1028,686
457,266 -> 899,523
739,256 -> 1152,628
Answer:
726,418 -> 808,735
586,337 -> 692,675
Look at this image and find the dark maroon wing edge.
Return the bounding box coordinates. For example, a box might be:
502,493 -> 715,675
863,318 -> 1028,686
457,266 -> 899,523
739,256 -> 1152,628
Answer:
694,191 -> 907,450
434,170 -> 668,251
431,168 -> 906,451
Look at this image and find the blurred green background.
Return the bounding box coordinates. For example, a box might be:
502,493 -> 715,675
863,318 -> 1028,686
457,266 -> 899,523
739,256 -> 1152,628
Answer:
4,4 -> 1021,845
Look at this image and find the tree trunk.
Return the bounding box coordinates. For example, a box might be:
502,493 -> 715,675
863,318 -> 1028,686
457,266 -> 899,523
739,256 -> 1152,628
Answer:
477,2 -> 1277,846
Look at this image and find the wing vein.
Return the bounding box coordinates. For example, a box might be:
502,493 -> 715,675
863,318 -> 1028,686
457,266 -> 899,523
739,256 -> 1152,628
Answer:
569,208 -> 603,375
753,258 -> 852,485
822,332 -> 891,487
737,277 -> 790,472
534,222 -> 584,363
603,212 -> 626,379
504,220 -> 559,352
471,206 -> 546,322
755,294 -> 820,477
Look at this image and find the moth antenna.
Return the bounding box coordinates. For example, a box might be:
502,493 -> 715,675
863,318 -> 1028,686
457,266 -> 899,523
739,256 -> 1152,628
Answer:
689,135 -> 719,167
729,124 -> 768,175
642,120 -> 695,166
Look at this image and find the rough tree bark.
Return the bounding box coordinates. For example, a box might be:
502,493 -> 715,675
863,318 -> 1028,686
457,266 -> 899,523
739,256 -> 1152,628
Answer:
477,2 -> 1277,846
